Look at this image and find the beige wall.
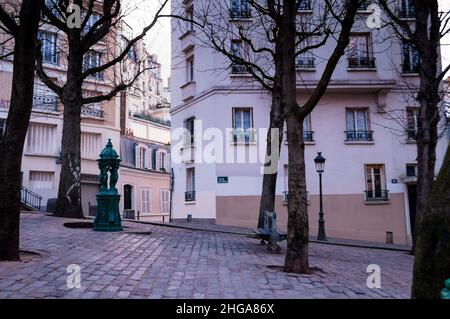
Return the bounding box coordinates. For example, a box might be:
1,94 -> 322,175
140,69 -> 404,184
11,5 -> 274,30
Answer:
216,192 -> 409,245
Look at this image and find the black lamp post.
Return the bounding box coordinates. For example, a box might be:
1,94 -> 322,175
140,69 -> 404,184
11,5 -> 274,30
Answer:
314,152 -> 327,241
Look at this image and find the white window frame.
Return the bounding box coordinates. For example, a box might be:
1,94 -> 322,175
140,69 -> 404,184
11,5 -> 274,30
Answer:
39,31 -> 58,65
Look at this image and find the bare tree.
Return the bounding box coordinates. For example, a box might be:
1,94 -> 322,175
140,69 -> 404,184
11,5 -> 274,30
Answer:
378,0 -> 450,298
0,0 -> 44,260
179,0 -> 359,273
37,0 -> 168,219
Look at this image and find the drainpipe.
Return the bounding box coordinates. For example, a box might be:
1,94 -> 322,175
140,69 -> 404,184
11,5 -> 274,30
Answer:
169,168 -> 174,223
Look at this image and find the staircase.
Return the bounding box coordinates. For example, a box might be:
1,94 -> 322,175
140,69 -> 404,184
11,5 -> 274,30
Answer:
20,186 -> 42,211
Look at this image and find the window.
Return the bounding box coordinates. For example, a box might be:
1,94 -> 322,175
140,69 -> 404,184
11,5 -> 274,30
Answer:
83,51 -> 103,80
406,107 -> 418,140
26,123 -> 57,155
151,148 -> 157,169
357,0 -> 369,11
230,0 -> 251,19
364,164 -> 388,201
298,0 -> 312,11
406,164 -> 417,177
82,13 -> 101,35
348,34 -> 375,68
44,0 -> 60,18
399,0 -> 415,18
186,56 -> 194,82
29,171 -> 54,189
303,115 -> 314,142
38,31 -> 58,65
345,108 -> 372,141
140,188 -> 152,213
230,40 -> 248,74
185,167 -> 195,202
160,189 -> 170,213
0,119 -> 5,139
81,102 -> 103,118
402,42 -> 419,74
232,108 -> 254,144
184,117 -> 195,146
159,151 -> 167,171
296,37 -> 315,69
81,132 -> 101,159
128,45 -> 138,63
185,4 -> 194,31
136,146 -> 147,169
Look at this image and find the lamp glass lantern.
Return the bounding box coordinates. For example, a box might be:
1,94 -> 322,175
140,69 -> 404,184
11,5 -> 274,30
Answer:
314,152 -> 326,173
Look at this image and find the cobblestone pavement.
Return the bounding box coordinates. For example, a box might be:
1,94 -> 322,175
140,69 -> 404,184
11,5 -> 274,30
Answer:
0,213 -> 413,299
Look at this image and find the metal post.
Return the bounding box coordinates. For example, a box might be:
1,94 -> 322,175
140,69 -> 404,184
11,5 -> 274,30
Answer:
317,171 -> 327,241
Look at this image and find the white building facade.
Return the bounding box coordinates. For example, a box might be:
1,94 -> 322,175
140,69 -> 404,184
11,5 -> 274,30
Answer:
170,0 -> 449,245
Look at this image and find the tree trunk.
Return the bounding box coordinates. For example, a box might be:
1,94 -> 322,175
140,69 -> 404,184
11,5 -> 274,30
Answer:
0,0 -> 43,261
257,86 -> 284,228
412,145 -> 450,298
284,115 -> 309,273
54,49 -> 84,219
281,0 -> 309,274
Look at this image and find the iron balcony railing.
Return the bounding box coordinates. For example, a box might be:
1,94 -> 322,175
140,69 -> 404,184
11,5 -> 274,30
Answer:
132,112 -> 171,126
345,130 -> 374,141
397,9 -> 415,19
357,0 -> 369,11
283,191 -> 289,202
81,106 -> 104,118
21,186 -> 42,210
348,57 -> 376,69
296,57 -> 315,69
402,63 -> 420,74
304,131 -> 314,142
231,64 -> 251,74
32,95 -> 57,111
185,191 -> 196,202
365,190 -> 389,201
232,129 -> 256,144
298,0 -> 312,11
406,129 -> 417,141
230,9 -> 252,19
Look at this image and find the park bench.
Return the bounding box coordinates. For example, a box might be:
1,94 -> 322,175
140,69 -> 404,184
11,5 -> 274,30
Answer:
254,211 -> 287,252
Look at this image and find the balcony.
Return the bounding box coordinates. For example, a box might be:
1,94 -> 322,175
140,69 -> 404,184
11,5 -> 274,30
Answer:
180,30 -> 195,53
81,105 -> 104,118
296,57 -> 315,69
132,112 -> 171,126
231,129 -> 256,144
185,191 -> 196,202
32,95 -> 57,111
181,81 -> 196,102
230,64 -> 251,75
181,143 -> 195,163
304,131 -> 314,142
230,9 -> 251,20
397,9 -> 415,19
357,0 -> 370,11
348,57 -> 376,69
402,63 -> 419,74
406,129 -> 417,141
345,130 -> 373,142
365,190 -> 389,202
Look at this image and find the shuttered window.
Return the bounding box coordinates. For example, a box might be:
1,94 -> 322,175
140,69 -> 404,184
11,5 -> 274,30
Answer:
26,123 -> 57,155
160,189 -> 170,213
141,188 -> 152,213
81,132 -> 101,159
29,171 -> 54,189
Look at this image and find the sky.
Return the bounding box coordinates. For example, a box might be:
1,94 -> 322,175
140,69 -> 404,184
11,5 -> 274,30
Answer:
125,0 -> 450,88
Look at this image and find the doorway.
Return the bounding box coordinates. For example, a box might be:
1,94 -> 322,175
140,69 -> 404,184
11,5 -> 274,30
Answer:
124,184 -> 133,210
407,184 -> 417,237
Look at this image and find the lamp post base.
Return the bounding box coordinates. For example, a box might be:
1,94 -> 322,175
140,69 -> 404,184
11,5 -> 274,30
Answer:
317,219 -> 327,241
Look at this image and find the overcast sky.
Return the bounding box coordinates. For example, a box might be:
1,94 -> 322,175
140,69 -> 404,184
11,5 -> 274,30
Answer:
125,0 -> 450,88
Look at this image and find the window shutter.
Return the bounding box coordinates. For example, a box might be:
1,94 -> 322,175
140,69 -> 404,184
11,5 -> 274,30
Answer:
156,150 -> 161,170
166,153 -> 171,171
135,146 -> 141,168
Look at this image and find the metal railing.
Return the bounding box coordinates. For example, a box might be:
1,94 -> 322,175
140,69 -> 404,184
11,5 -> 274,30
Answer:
397,9 -> 415,19
231,64 -> 251,74
345,130 -> 373,141
81,106 -> 104,118
365,190 -> 389,201
357,0 -> 369,11
298,0 -> 312,11
230,9 -> 251,19
348,57 -> 376,69
185,191 -> 196,202
304,131 -> 314,142
32,95 -> 57,111
296,57 -> 315,69
132,112 -> 171,126
402,63 -> 420,74
232,129 -> 256,144
21,186 -> 42,211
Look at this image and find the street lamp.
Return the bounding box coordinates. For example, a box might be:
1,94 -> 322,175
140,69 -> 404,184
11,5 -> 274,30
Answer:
314,152 -> 327,241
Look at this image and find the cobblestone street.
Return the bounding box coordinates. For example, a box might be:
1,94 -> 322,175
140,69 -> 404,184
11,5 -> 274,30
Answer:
0,213 -> 413,299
